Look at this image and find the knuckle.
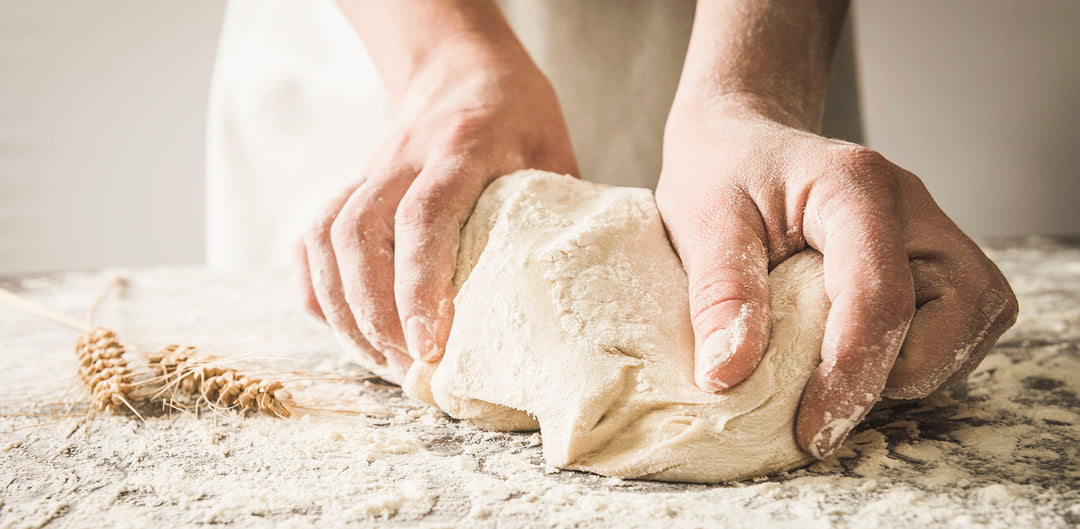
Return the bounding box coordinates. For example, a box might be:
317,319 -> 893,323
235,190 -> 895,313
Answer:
687,274 -> 765,330
831,144 -> 890,174
857,278 -> 917,323
330,203 -> 388,252
394,270 -> 426,300
306,195 -> 355,247
304,210 -> 335,246
987,273 -> 1019,328
956,259 -> 1019,328
433,113 -> 493,154
440,118 -> 481,149
395,187 -> 448,231
328,213 -> 356,249
394,196 -> 434,231
827,145 -> 900,196
305,183 -> 371,248
894,168 -> 928,193
429,116 -> 525,171
1001,290 -> 1020,327
978,278 -> 1019,329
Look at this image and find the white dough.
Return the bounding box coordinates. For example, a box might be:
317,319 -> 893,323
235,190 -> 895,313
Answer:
403,170 -> 831,483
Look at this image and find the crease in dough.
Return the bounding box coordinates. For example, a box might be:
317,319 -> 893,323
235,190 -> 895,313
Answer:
403,170 -> 833,483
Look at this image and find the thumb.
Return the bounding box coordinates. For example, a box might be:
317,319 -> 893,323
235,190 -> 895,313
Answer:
680,198 -> 771,392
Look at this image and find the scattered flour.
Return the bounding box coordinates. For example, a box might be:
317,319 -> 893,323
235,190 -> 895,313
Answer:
2,235 -> 1079,527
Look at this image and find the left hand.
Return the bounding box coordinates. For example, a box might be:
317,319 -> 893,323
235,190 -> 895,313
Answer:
656,94 -> 1018,458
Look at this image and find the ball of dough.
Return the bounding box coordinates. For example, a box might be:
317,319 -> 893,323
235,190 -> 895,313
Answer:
403,170 -> 830,483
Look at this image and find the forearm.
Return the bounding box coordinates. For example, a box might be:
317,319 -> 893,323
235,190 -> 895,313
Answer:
335,0 -> 528,102
676,0 -> 850,131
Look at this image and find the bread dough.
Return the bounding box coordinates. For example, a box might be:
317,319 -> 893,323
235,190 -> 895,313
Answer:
403,170 -> 830,483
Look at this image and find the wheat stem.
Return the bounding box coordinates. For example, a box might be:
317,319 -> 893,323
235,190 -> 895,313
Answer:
86,275 -> 127,326
0,287 -> 89,332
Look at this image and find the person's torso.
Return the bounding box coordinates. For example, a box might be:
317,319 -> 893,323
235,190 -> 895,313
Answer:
206,0 -> 858,269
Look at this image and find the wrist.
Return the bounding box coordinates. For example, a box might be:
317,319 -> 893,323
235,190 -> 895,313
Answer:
341,0 -> 534,101
409,32 -> 534,87
672,0 -> 848,135
668,86 -> 821,134
391,34 -> 548,116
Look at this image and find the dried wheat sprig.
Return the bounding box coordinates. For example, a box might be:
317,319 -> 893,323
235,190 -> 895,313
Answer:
74,327 -> 142,418
3,282 -> 297,420
86,276 -> 127,326
149,344 -> 294,418
0,286 -> 89,332
0,283 -> 140,417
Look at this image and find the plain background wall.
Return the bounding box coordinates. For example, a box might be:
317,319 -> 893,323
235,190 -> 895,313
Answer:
0,1 -> 223,273
1,1 -> 1078,274
856,1 -> 1080,239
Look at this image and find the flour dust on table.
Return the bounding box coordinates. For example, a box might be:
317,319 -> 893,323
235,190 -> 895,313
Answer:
3,236 -> 1078,527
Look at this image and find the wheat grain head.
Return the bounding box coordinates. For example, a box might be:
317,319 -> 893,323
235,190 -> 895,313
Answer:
74,327 -> 136,413
149,345 -> 293,418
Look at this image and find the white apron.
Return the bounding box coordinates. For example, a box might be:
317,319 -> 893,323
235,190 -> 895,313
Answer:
206,0 -> 859,269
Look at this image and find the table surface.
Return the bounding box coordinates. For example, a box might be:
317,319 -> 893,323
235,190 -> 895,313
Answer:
1,236 -> 1078,528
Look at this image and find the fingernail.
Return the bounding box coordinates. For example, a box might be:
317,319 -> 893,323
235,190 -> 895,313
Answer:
810,392 -> 880,458
405,316 -> 439,361
809,421 -> 854,460
695,329 -> 735,392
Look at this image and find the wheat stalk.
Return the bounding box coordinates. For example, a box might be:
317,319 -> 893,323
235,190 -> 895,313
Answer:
73,326 -> 140,417
149,344 -> 294,418
0,284 -> 139,416
0,280 -> 294,420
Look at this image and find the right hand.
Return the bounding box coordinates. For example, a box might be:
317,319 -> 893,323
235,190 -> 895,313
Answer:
296,38 -> 579,381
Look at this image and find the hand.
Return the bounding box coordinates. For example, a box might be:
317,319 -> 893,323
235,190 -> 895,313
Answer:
656,94 -> 1018,458
297,37 -> 578,380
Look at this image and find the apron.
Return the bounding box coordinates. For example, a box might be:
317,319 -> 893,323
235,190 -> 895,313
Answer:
206,0 -> 860,269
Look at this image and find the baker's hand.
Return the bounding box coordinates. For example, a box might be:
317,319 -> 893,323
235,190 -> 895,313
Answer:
656,94 -> 1018,458
296,37 -> 578,380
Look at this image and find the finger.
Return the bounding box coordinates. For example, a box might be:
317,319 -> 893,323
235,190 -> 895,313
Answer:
293,237 -> 325,320
885,249 -> 1019,398
332,175 -> 414,374
393,164 -> 491,363
939,288 -> 1017,389
942,259 -> 1018,388
304,183 -> 386,367
798,156 -> 916,458
680,191 -> 771,392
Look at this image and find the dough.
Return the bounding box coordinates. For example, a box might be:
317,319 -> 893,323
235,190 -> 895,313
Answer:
403,170 -> 830,483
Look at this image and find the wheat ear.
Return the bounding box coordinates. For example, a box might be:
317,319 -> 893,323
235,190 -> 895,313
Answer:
0,285 -> 138,415
149,345 -> 294,418
2,282 -> 293,419
74,327 -> 140,416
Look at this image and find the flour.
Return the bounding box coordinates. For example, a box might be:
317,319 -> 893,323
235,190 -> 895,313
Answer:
2,236 -> 1079,527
